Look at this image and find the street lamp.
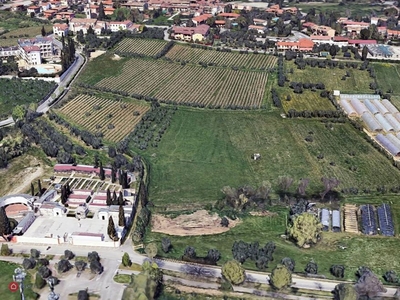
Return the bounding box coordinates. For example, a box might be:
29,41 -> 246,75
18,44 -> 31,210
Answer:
13,267 -> 26,300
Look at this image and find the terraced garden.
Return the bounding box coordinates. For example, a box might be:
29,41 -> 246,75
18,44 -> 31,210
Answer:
165,44 -> 278,69
57,94 -> 149,142
113,38 -> 168,56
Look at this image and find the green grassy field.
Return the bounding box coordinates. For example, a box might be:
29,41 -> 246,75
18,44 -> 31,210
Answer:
285,61 -> 372,94
374,63 -> 400,109
280,90 -> 335,112
296,2 -> 384,17
145,195 -> 400,282
0,261 -> 38,300
0,25 -> 53,47
140,108 -> 400,210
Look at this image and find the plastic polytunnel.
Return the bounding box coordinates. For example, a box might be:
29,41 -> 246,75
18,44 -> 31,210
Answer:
376,134 -> 400,156
372,100 -> 390,115
385,114 -> 400,132
340,100 -> 357,116
350,98 -> 368,116
362,112 -> 383,132
364,99 -> 379,115
386,133 -> 400,149
375,113 -> 394,132
382,99 -> 400,115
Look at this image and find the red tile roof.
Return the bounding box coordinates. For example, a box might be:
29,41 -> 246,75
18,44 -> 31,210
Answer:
217,12 -> 240,18
348,39 -> 377,44
192,14 -> 212,23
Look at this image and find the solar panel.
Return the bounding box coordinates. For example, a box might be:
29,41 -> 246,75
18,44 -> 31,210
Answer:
377,203 -> 395,236
361,204 -> 377,235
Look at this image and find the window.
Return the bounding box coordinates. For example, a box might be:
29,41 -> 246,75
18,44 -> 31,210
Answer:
101,215 -> 105,220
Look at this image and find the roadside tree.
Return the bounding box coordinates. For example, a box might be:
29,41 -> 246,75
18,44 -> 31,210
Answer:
145,243 -> 158,260
334,283 -> 358,300
122,252 -> 132,267
270,264 -> 292,290
221,260 -> 245,285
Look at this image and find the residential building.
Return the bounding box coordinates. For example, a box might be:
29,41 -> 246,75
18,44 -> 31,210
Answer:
69,18 -> 98,34
302,22 -> 335,37
108,20 -> 134,32
276,38 -> 314,52
53,23 -> 69,36
310,35 -> 332,44
217,12 -> 240,19
0,46 -> 19,58
172,24 -> 210,42
20,45 -> 41,65
27,6 -> 41,16
249,25 -> 265,34
18,37 -> 54,59
192,14 -> 212,26
55,11 -> 75,20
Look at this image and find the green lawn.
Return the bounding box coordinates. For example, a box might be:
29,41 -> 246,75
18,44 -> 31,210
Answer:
296,2 -> 384,17
280,90 -> 335,112
77,52 -> 130,85
0,261 -> 38,300
285,61 -> 372,94
374,63 -> 400,109
141,108 -> 400,210
146,196 -> 400,282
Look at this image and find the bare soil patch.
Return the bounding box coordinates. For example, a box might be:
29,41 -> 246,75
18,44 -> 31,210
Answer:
151,210 -> 240,236
7,165 -> 44,195
249,211 -> 278,217
111,53 -> 121,60
90,50 -> 106,60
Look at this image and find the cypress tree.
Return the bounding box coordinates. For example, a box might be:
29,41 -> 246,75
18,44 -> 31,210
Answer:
118,191 -> 124,205
41,25 -> 46,37
112,191 -> 117,205
111,167 -> 116,183
98,2 -> 105,21
99,162 -> 105,180
107,216 -> 117,239
31,183 -> 35,196
106,188 -> 112,206
37,179 -> 42,196
0,207 -> 11,237
118,205 -> 126,227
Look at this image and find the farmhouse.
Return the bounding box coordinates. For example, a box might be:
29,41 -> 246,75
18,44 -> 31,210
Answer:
192,14 -> 212,26
172,24 -> 210,42
276,38 -> 314,52
53,23 -> 69,36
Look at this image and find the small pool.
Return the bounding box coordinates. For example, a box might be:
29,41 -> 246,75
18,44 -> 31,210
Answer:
36,66 -> 56,74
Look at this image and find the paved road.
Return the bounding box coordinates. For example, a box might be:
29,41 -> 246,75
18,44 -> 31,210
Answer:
36,52 -> 85,113
2,243 -> 398,299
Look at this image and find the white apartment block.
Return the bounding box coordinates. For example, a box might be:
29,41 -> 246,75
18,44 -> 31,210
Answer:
18,37 -> 54,65
20,46 -> 41,65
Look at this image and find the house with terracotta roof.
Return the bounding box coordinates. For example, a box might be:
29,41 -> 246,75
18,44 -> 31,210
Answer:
302,22 -> 336,37
215,20 -> 225,28
266,4 -> 283,16
55,11 -> 75,21
276,38 -> 314,52
253,18 -> 268,26
53,23 -> 69,36
310,35 -> 332,44
20,45 -> 41,65
249,25 -> 266,34
217,12 -> 240,19
332,36 -> 349,47
108,21 -> 136,32
172,24 -> 210,42
43,9 -> 57,19
27,6 -> 41,16
192,14 -> 212,26
104,7 -> 115,16
69,18 -> 98,34
387,29 -> 400,38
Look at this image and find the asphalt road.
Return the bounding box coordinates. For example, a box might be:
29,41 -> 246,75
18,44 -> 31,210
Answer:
36,52 -> 85,113
4,242 -> 398,299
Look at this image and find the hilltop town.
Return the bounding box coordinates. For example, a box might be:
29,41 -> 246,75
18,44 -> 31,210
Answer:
2,0 -> 400,300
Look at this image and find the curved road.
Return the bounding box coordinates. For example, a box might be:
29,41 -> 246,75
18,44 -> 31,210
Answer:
37,52 -> 85,113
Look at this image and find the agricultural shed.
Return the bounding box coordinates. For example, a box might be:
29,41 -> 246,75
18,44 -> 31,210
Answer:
375,113 -> 395,132
350,98 -> 368,115
332,210 -> 341,232
320,208 -> 330,231
340,100 -> 357,117
372,100 -> 390,115
382,99 -> 399,115
386,134 -> 400,150
362,112 -> 383,132
385,114 -> 400,132
363,99 -> 379,115
376,134 -> 400,156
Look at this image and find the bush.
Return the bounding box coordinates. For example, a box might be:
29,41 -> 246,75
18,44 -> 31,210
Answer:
0,244 -> 11,256
35,272 -> 46,289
